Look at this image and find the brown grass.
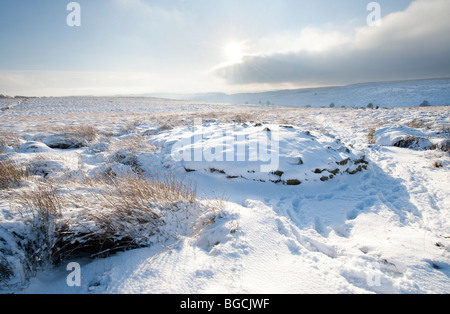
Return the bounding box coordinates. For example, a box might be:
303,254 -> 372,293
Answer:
192,199 -> 225,234
60,171 -> 197,258
119,118 -> 146,134
110,134 -> 156,152
227,113 -> 257,124
15,182 -> 64,265
0,156 -> 28,189
0,170 -> 198,283
367,128 -> 376,144
367,121 -> 388,144
407,119 -> 431,129
52,124 -> 99,147
17,183 -> 63,225
0,131 -> 21,150
94,171 -> 196,212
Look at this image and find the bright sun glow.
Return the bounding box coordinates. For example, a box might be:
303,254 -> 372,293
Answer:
224,42 -> 244,62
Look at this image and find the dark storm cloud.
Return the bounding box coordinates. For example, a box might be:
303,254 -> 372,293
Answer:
214,0 -> 450,85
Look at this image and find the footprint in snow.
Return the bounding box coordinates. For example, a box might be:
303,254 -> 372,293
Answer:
314,217 -> 326,236
275,218 -> 291,238
317,193 -> 334,201
274,218 -> 302,255
292,198 -> 300,211
356,197 -> 377,211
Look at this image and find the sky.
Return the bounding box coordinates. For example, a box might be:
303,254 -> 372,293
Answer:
0,0 -> 449,96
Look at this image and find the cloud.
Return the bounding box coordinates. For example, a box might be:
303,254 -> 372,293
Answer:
114,0 -> 186,22
0,70 -> 223,97
214,0 -> 450,86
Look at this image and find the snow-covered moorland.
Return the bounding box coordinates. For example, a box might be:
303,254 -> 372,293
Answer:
0,97 -> 449,294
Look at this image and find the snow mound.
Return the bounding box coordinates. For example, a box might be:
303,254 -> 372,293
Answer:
375,125 -> 427,146
153,123 -> 369,185
375,125 -> 447,151
20,142 -> 53,153
26,159 -> 68,179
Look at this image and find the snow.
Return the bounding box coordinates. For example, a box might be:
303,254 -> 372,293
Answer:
375,125 -> 429,147
0,96 -> 449,294
161,78 -> 450,108
154,123 -> 368,184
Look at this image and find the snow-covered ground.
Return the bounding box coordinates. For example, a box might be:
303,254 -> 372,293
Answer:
0,97 -> 449,294
158,78 -> 450,108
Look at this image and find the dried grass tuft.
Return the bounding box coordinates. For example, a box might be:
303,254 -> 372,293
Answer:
60,171 -> 197,258
15,182 -> 64,267
0,131 -> 21,150
50,125 -> 99,148
367,128 -> 376,144
0,156 -> 28,189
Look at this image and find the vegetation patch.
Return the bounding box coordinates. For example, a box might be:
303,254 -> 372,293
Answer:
210,168 -> 226,174
271,170 -> 284,177
0,156 -> 28,190
1,171 -> 200,289
45,125 -> 99,149
285,179 -> 301,186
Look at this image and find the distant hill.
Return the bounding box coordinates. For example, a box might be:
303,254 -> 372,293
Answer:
152,78 -> 450,108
